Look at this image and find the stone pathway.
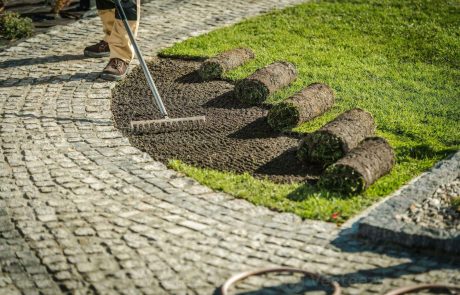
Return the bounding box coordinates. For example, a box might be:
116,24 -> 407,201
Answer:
0,0 -> 458,294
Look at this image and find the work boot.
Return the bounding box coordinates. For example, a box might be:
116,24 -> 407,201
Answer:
84,40 -> 110,58
101,58 -> 129,81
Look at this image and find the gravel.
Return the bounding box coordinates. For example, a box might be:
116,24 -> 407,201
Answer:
398,177 -> 460,231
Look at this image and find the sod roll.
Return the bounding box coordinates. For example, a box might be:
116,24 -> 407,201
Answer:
198,48 -> 255,80
235,61 -> 297,105
267,83 -> 335,131
297,108 -> 375,165
319,137 -> 395,194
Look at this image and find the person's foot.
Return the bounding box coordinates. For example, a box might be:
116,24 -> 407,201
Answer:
84,40 -> 110,58
101,58 -> 129,81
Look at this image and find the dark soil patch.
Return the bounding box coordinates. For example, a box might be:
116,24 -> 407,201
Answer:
112,58 -> 322,183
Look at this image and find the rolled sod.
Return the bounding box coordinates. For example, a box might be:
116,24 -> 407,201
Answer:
234,61 -> 297,105
297,108 -> 375,165
198,48 -> 255,80
319,137 -> 395,194
267,83 -> 335,131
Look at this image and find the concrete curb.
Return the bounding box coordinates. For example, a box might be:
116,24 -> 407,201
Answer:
356,151 -> 460,254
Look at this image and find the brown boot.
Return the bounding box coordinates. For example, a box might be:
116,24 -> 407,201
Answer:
101,58 -> 129,81
84,40 -> 110,58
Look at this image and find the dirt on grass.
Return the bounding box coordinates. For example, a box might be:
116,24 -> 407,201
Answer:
111,58 -> 322,183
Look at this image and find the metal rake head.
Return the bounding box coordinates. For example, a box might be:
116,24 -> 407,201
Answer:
130,115 -> 206,134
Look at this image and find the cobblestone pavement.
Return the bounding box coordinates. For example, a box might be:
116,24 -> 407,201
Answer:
0,0 -> 459,294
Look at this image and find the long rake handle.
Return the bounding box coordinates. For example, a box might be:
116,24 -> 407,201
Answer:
114,0 -> 169,118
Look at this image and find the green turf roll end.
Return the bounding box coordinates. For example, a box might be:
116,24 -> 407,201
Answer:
267,102 -> 300,131
198,48 -> 255,80
267,83 -> 335,131
297,108 -> 375,165
319,137 -> 396,195
235,61 -> 297,105
297,132 -> 344,165
319,164 -> 366,195
199,62 -> 223,80
235,79 -> 270,105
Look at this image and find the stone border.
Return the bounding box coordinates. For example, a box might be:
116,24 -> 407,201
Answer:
354,151 -> 460,254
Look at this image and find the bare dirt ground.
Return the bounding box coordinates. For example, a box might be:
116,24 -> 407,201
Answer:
112,57 -> 322,183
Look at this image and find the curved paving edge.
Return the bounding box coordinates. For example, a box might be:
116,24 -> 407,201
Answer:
356,151 -> 460,254
0,0 -> 459,294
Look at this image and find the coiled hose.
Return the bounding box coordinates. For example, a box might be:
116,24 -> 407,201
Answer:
219,267 -> 341,295
219,267 -> 460,295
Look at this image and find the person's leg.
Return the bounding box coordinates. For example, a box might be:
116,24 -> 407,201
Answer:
108,0 -> 140,63
99,8 -> 116,43
83,0 -> 115,57
101,0 -> 140,80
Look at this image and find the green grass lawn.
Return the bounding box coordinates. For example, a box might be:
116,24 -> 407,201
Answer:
160,0 -> 460,223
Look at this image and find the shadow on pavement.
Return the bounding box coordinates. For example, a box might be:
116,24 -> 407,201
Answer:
0,71 -> 105,87
212,272 -> 337,295
0,54 -> 90,69
4,112 -> 113,126
212,228 -> 460,295
214,280 -> 335,295
328,227 -> 460,288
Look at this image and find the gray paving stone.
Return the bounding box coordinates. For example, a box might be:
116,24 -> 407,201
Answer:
0,0 -> 459,294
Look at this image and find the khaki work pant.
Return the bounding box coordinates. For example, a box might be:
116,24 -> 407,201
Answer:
97,0 -> 140,63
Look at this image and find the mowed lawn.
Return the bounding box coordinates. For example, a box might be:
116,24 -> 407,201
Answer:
160,0 -> 460,223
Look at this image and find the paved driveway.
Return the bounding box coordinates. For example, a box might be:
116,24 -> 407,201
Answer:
0,0 -> 458,294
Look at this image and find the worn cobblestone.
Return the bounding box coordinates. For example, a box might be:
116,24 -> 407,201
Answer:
1,0 -> 459,294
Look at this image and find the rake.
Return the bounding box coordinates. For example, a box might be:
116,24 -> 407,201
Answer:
114,0 -> 206,134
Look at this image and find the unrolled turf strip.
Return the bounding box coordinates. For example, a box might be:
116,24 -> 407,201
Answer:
234,61 -> 297,105
297,108 -> 375,165
267,83 -> 335,131
319,137 -> 395,194
198,48 -> 255,80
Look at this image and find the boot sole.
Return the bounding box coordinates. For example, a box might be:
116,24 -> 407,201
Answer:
84,50 -> 110,58
101,72 -> 125,81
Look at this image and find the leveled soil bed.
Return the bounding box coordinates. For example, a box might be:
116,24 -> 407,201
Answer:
112,58 -> 321,183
